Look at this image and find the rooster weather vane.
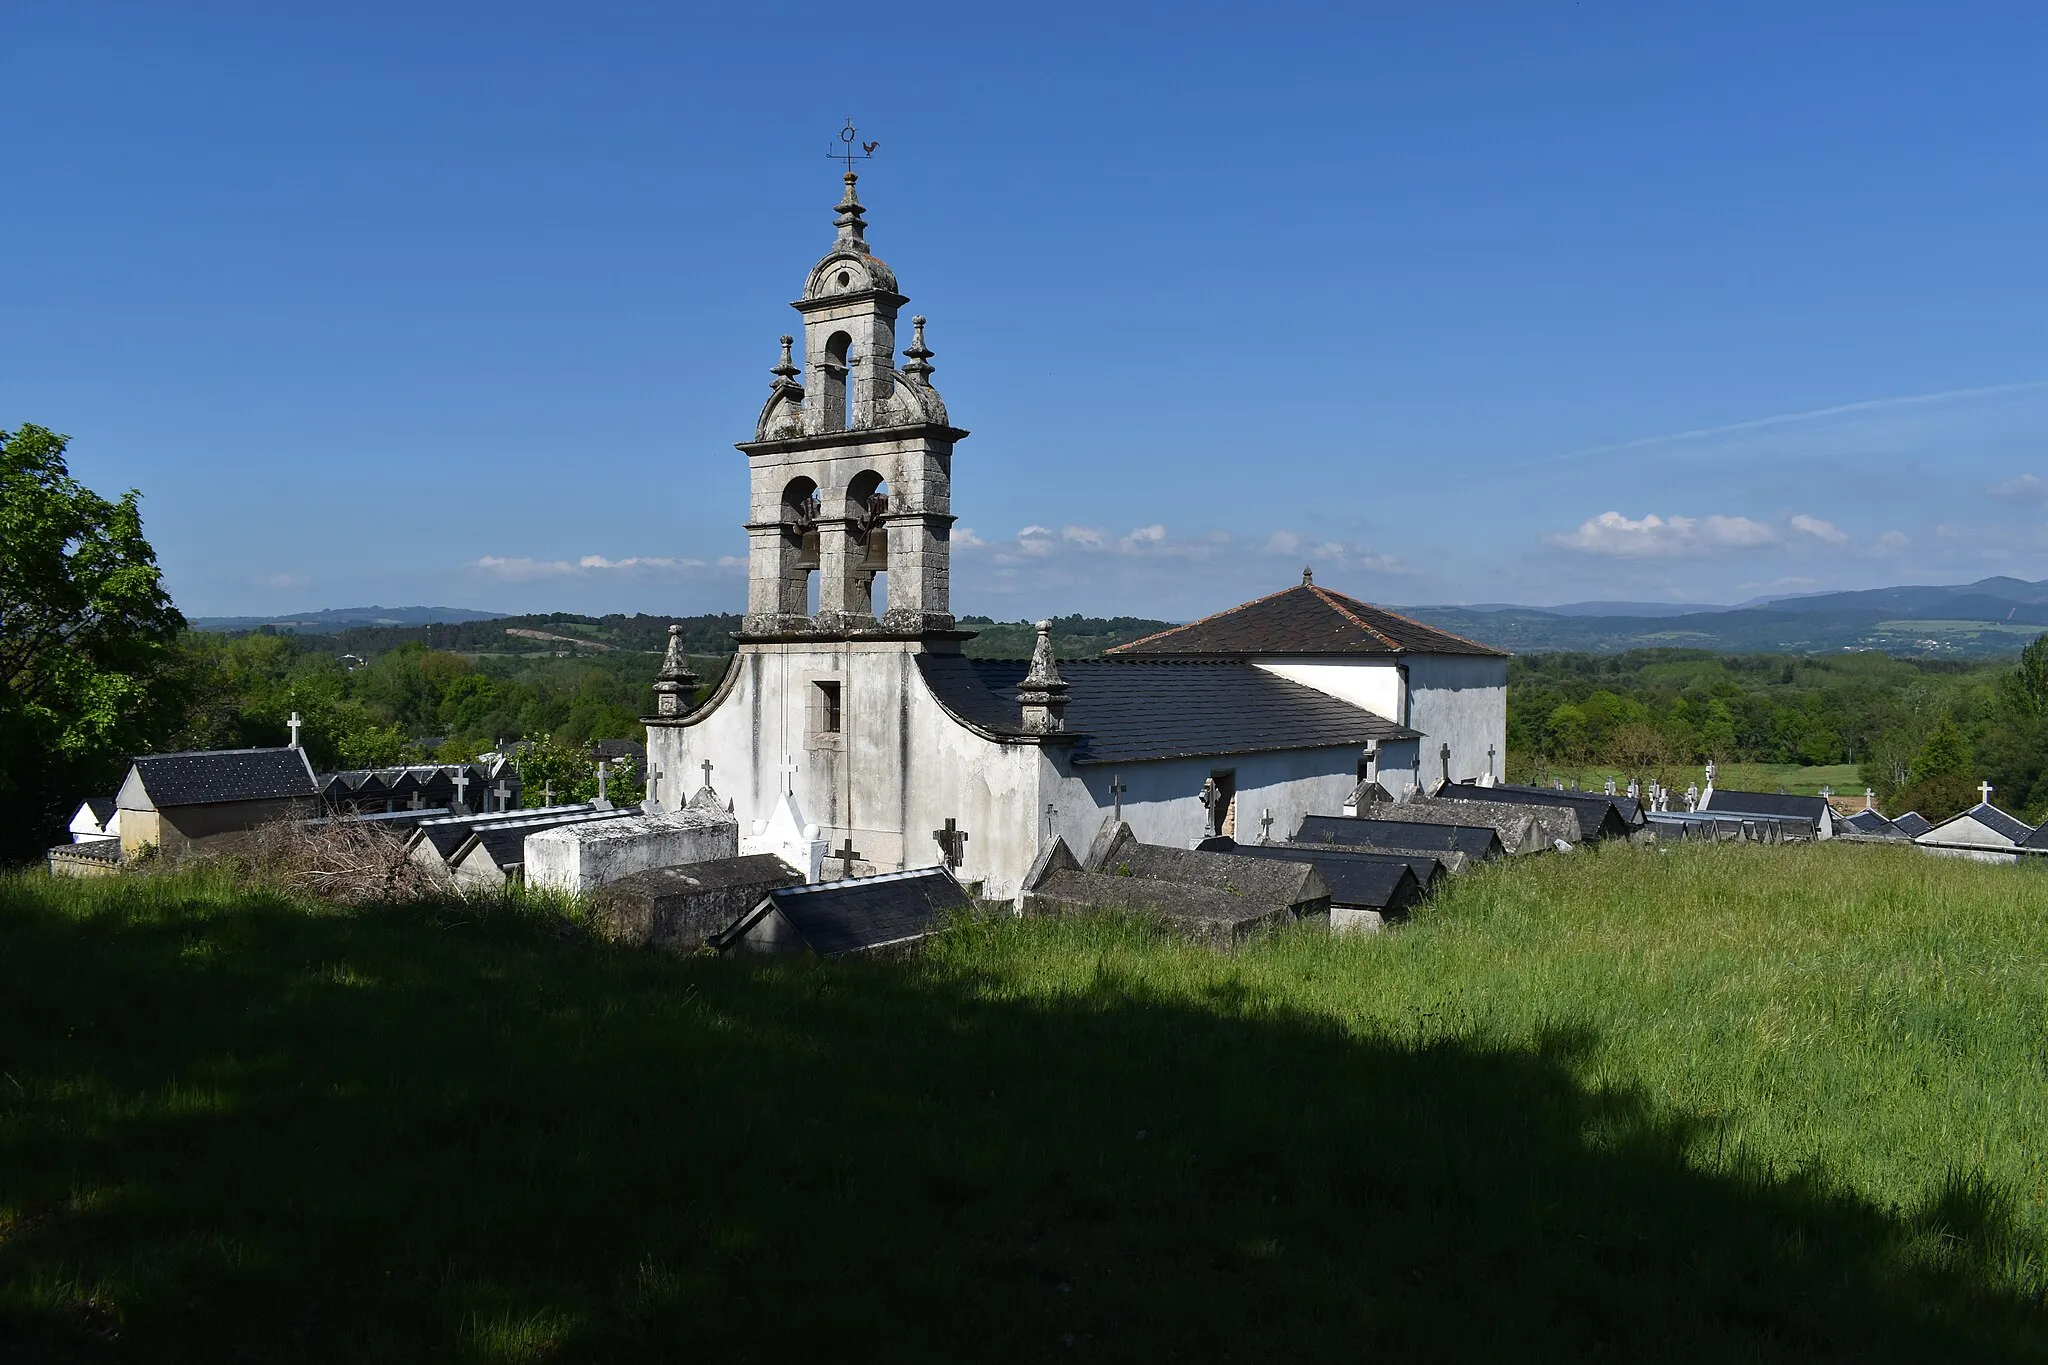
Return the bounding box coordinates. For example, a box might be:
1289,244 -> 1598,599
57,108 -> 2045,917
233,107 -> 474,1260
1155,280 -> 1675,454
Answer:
829,117 -> 879,173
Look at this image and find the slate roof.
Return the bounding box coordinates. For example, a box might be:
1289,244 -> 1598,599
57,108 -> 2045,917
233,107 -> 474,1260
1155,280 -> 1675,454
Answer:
917,656 -> 1414,766
1105,582 -> 1508,659
2020,822 -> 2048,850
1103,842 -> 1328,910
1440,782 -> 1640,840
126,747 -> 318,808
731,868 -> 969,958
1701,789 -> 1833,823
1841,809 -> 1906,838
49,838 -> 122,865
1924,802 -> 2033,844
81,796 -> 117,825
1221,843 -> 1424,911
1890,811 -> 1933,838
1026,869 -> 1298,940
1293,814 -> 1504,861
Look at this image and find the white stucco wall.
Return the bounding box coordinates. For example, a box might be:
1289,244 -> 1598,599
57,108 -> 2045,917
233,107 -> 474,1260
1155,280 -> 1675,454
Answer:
648,642 -> 1047,899
1040,745 -> 1367,863
1251,659 -> 1404,726
1402,655 -> 1508,789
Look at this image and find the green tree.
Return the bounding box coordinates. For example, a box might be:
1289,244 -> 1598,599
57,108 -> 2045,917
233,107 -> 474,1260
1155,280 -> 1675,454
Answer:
2001,633 -> 2048,719
0,424 -> 186,859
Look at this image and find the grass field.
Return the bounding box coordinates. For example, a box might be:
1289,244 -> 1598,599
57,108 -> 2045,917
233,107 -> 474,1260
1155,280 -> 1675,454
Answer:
4,846 -> 2047,1361
1522,761 -> 1866,798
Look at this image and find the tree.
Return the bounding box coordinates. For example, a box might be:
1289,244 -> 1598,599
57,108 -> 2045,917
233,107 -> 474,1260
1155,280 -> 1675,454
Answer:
2003,633 -> 2048,719
0,424 -> 185,861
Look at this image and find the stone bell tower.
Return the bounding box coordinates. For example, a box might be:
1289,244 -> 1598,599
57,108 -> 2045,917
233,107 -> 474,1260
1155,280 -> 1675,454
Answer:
737,170 -> 966,638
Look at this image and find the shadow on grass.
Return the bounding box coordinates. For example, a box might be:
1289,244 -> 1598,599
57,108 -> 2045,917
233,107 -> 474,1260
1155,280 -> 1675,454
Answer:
1,880 -> 2042,1362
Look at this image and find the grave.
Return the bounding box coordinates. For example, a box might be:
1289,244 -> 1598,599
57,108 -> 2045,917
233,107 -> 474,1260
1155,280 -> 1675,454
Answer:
525,806 -> 740,895
589,854 -> 805,952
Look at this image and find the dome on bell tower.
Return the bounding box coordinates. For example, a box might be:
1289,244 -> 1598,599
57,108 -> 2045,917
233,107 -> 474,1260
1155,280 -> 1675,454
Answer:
800,173 -> 901,302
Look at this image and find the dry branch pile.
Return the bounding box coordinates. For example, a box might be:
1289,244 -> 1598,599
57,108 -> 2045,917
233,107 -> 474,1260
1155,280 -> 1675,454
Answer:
245,820 -> 449,905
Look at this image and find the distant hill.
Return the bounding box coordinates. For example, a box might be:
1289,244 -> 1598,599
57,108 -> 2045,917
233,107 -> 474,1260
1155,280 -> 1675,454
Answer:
188,605 -> 506,632
1401,575 -> 2048,657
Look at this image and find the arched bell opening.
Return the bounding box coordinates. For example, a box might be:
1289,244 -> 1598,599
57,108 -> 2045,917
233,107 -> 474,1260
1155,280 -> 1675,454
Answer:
781,476 -> 821,618
845,470 -> 890,618
822,331 -> 854,432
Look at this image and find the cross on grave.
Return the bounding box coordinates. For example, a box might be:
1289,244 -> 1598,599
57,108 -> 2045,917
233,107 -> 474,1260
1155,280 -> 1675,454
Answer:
1198,777 -> 1220,811
1980,779 -> 1996,806
596,760 -> 609,803
831,836 -> 863,879
452,770 -> 470,810
647,765 -> 662,806
288,711 -> 303,748
1043,801 -> 1058,838
1864,787 -> 1875,811
701,758 -> 715,789
543,781 -> 555,807
493,780 -> 513,813
1486,744 -> 1497,781
1259,808 -> 1274,844
778,754 -> 798,794
1110,774 -> 1127,821
408,792 -> 424,810
932,817 -> 968,868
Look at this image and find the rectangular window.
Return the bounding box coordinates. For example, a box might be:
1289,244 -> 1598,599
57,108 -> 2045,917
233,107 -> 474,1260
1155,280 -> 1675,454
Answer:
815,680 -> 842,735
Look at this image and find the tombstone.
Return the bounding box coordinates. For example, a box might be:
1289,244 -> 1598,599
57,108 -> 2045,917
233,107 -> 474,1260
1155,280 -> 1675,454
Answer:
932,817 -> 968,869
589,855 -> 806,952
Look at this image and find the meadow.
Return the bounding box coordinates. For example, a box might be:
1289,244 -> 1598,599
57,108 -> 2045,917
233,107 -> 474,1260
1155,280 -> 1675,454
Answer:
3,845 -> 2046,1361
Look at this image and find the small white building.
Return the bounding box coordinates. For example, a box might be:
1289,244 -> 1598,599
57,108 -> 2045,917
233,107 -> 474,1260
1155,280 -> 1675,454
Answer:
1914,796 -> 2035,864
643,170 -> 1508,901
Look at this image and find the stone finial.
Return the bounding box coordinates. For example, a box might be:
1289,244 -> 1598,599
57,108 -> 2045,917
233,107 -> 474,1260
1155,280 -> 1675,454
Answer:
652,623 -> 699,718
834,172 -> 869,251
771,334 -> 799,383
1302,567 -> 1314,586
1017,619 -> 1070,734
903,315 -> 935,384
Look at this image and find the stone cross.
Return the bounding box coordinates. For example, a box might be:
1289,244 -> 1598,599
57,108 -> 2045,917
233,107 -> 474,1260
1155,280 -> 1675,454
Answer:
1486,744 -> 1497,781
702,758 -> 715,789
493,780 -> 513,812
1980,779 -> 1995,806
1259,808 -> 1274,844
408,792 -> 423,810
932,818 -> 968,868
1439,742 -> 1452,785
1864,787 -> 1874,811
1199,777 -> 1219,811
832,836 -> 863,879
647,765 -> 662,806
779,754 -> 798,794
1685,782 -> 1699,812
1705,760 -> 1716,785
288,711 -> 303,749
543,781 -> 555,807
1110,774 -> 1126,821
1604,777 -> 1616,797
596,760 -> 609,803
452,769 -> 470,810
1043,801 -> 1058,838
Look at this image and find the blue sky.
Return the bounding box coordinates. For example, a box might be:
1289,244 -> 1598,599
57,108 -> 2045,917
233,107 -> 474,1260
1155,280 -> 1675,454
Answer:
5,2 -> 2047,620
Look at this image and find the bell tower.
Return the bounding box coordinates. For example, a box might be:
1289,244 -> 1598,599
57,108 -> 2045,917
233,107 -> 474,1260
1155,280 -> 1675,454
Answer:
738,166 -> 966,639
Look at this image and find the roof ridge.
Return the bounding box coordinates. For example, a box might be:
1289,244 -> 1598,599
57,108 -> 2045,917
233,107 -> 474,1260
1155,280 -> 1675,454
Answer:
1308,585 -> 1403,651
1315,585 -> 1508,656
1103,582 -> 1313,655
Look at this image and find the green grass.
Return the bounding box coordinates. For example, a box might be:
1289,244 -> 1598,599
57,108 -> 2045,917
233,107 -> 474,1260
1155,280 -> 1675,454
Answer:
4,847 -> 2047,1360
1529,761 -> 1865,797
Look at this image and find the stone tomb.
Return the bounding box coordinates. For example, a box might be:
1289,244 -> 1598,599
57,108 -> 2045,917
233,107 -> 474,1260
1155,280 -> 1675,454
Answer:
590,854 -> 804,952
525,806 -> 740,895
1021,820 -> 1331,947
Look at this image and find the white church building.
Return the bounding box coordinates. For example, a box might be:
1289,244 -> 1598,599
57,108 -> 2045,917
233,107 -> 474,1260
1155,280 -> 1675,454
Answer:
644,170 -> 1508,900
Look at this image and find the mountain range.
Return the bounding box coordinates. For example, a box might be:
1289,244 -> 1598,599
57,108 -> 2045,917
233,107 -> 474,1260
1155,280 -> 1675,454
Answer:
1397,576 -> 2048,657
189,576 -> 2048,658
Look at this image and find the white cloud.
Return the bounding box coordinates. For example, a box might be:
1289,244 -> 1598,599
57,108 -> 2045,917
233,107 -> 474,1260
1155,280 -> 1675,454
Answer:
1546,511 -> 1778,557
1119,523 -> 1167,550
1789,514 -> 1849,544
1874,530 -> 1910,554
1015,526 -> 1055,557
1988,473 -> 2048,504
257,572 -> 309,589
1061,525 -> 1104,547
1264,531 -> 1303,555
953,526 -> 986,549
473,554 -> 704,580
716,555 -> 747,568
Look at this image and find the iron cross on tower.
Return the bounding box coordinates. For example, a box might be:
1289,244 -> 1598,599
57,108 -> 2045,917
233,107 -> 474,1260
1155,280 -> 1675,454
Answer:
828,117 -> 879,174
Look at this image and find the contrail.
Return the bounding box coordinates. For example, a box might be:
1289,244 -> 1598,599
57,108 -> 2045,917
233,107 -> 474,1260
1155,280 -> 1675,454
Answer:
1500,379 -> 2048,473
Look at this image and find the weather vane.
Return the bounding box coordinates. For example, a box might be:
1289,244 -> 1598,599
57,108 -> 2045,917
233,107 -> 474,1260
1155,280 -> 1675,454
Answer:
828,117 -> 878,174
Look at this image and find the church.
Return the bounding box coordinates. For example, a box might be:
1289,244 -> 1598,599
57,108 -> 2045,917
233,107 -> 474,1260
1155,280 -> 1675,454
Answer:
643,170 -> 1507,900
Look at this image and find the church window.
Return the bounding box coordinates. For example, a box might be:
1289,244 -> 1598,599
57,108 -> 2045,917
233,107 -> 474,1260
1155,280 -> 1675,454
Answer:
824,331 -> 854,431
814,680 -> 842,734
836,270 -> 850,287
